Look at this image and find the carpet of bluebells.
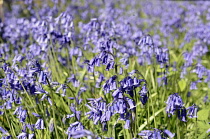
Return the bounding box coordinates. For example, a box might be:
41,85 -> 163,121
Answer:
0,0 -> 210,139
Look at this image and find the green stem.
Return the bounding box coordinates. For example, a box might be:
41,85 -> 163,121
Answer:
46,77 -> 59,139
176,117 -> 180,139
5,110 -> 16,138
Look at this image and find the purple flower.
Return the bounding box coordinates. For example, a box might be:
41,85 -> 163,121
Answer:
0,126 -> 8,135
96,73 -> 105,88
115,99 -> 126,114
32,112 -> 41,117
192,63 -> 206,78
70,130 -> 94,138
106,61 -> 115,71
139,84 -> 149,105
157,76 -> 168,86
103,75 -> 117,94
14,107 -> 27,123
69,104 -> 81,120
66,122 -> 84,139
126,97 -> 136,110
85,98 -> 114,128
112,89 -> 123,99
17,132 -> 27,139
138,128 -> 175,139
124,120 -> 131,129
17,132 -> 34,139
140,93 -> 148,105
163,129 -> 175,138
186,104 -> 197,118
67,74 -> 80,87
38,71 -> 47,84
1,135 -> 12,139
119,67 -> 123,75
49,118 -> 54,132
12,54 -> 25,64
190,81 -> 198,90
26,124 -> 35,131
166,93 -> 184,117
138,129 -> 160,139
177,107 -> 187,122
35,118 -> 45,129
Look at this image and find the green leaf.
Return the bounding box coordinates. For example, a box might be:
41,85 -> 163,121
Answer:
197,121 -> 210,130
197,109 -> 209,120
178,79 -> 186,91
54,94 -> 70,114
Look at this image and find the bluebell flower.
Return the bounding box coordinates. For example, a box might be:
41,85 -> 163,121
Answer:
1,135 -> 12,139
177,107 -> 187,122
166,93 -> 184,117
138,35 -> 153,46
120,56 -> 129,66
106,61 -> 115,71
67,114 -> 75,119
67,74 -> 80,87
4,101 -> 12,110
157,75 -> 168,86
96,73 -> 105,88
17,132 -> 34,139
70,103 -> 81,120
186,104 -> 197,118
192,63 -> 206,78
140,93 -> 148,105
35,118 -> 45,129
190,81 -> 198,90
155,47 -> 169,68
12,55 -> 25,63
13,107 -> 27,123
203,95 -> 209,103
70,130 -> 94,138
0,105 -> 4,115
28,133 -> 35,139
139,84 -> 149,105
17,132 -> 27,139
119,67 -> 123,75
187,92 -> 191,97
87,65 -> 94,73
115,99 -> 126,114
101,109 -> 111,123
26,124 -> 35,131
32,112 -> 41,117
138,129 -> 158,139
102,54 -> 109,65
138,128 -> 175,139
183,52 -> 195,67
85,97 -> 113,129
207,128 -> 210,134
66,121 -> 84,139
85,104 -> 98,113
49,118 -> 54,132
126,97 -> 136,110
103,75 -> 117,94
124,119 -> 131,129
0,126 -> 8,135
38,71 -> 47,84
163,129 -> 175,138
112,89 -> 123,99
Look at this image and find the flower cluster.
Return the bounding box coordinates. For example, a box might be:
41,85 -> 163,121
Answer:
0,0 -> 209,138
138,128 -> 175,139
166,93 -> 198,122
